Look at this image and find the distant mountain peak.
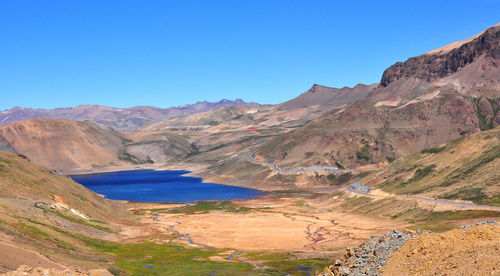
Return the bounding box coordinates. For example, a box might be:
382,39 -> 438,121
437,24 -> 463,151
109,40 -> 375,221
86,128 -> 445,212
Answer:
279,83 -> 377,110
0,99 -> 260,131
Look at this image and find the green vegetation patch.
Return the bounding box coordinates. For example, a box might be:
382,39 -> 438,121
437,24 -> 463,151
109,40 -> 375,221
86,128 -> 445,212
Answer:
356,145 -> 371,161
410,164 -> 436,182
340,196 -> 373,209
474,97 -> 500,130
12,222 -> 74,250
238,251 -> 330,275
262,258 -> 331,275
165,201 -> 251,215
44,208 -> 113,233
421,146 -> 446,154
85,240 -> 254,275
0,158 -> 12,165
117,152 -> 154,165
326,173 -> 353,185
408,210 -> 500,232
442,188 -> 500,206
460,146 -> 499,176
82,238 -> 332,275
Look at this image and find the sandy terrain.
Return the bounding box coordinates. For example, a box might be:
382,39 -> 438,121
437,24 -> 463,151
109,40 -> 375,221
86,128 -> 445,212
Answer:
383,224 -> 500,276
138,196 -> 407,255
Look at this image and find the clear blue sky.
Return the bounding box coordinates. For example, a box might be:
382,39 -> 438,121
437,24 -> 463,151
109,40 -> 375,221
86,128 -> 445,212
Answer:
1,1 -> 499,110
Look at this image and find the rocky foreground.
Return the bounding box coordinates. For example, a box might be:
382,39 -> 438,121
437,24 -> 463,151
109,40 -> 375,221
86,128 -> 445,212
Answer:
321,221 -> 500,276
0,266 -> 112,276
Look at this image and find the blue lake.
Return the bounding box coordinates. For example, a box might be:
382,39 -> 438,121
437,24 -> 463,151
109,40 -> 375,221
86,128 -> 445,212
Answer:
70,170 -> 263,203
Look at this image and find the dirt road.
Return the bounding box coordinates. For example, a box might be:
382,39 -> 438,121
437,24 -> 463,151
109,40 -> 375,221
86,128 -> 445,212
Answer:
347,181 -> 500,212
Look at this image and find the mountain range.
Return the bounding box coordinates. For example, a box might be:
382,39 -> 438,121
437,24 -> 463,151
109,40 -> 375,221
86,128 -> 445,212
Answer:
0,23 -> 499,181
0,99 -> 259,131
1,21 -> 500,276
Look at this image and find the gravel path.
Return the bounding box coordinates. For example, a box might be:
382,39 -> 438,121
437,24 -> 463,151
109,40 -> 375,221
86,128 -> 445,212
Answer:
346,181 -> 500,211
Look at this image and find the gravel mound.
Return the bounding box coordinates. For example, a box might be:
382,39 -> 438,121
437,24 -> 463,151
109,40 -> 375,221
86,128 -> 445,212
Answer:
458,220 -> 499,231
319,229 -> 416,275
319,221 -> 500,276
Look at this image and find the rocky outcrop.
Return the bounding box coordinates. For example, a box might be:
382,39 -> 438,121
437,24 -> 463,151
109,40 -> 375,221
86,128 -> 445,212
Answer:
381,24 -> 500,87
0,135 -> 15,153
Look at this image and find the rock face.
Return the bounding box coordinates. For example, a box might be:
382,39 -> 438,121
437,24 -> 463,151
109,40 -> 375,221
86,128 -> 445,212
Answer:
381,24 -> 500,87
0,135 -> 15,153
0,99 -> 259,131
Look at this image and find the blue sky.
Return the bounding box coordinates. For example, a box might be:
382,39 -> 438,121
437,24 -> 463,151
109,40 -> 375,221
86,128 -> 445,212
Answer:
0,1 -> 499,110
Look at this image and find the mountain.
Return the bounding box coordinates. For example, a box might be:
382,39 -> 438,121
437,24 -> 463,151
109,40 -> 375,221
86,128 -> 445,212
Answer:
0,99 -> 259,131
141,102 -> 326,132
255,23 -> 500,170
278,83 -> 377,110
0,119 -> 127,172
0,119 -> 195,173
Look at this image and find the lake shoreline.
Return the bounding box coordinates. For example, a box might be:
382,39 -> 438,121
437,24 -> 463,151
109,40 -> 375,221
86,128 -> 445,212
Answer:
70,169 -> 264,204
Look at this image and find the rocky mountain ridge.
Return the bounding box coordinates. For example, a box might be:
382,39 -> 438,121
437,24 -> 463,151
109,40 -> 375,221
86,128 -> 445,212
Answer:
380,23 -> 500,90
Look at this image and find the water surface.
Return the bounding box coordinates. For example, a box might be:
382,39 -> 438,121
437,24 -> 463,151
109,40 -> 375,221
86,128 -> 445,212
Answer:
70,170 -> 262,203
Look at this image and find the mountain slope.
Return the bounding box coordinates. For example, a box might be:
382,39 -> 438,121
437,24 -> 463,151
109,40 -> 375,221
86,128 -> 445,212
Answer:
0,152 -> 127,271
364,126 -> 500,206
256,23 -> 500,170
0,99 -> 259,131
141,103 -> 323,132
0,119 -> 127,172
0,119 -> 195,173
